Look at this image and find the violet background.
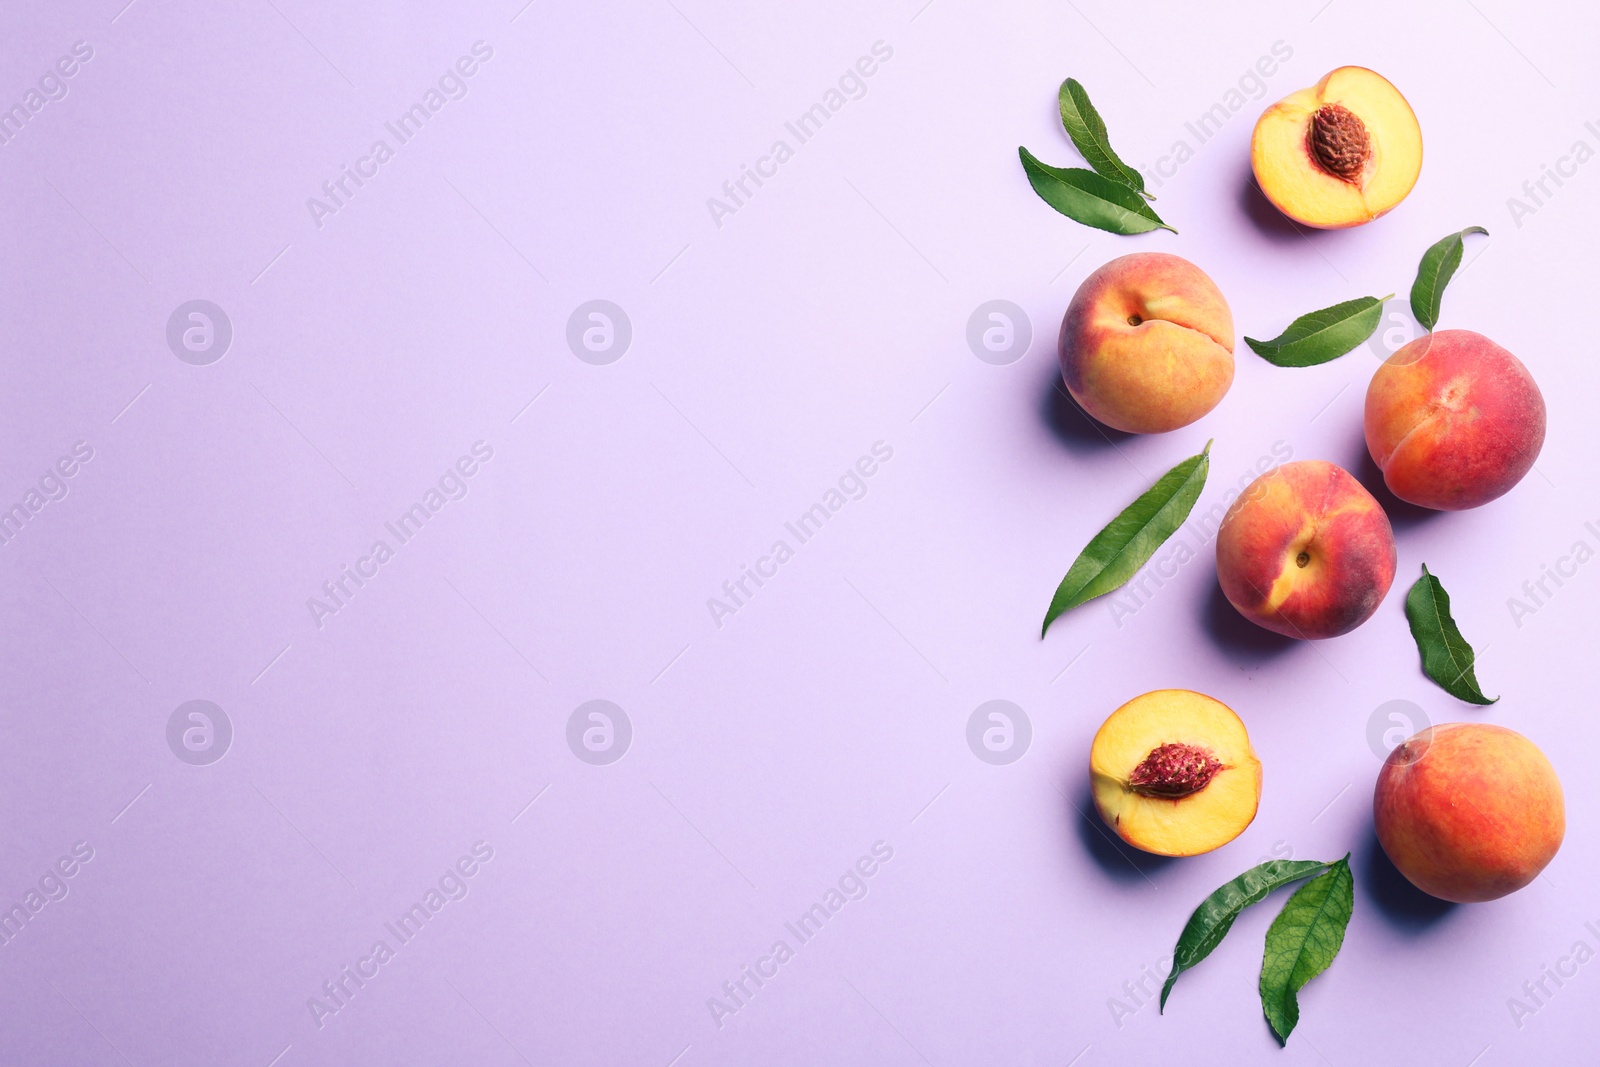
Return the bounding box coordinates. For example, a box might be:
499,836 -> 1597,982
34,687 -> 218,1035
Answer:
1,0 -> 1596,1063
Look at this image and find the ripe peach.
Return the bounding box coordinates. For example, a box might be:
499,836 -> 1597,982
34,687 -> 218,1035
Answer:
1251,67 -> 1423,229
1090,689 -> 1262,857
1364,329 -> 1546,511
1058,252 -> 1234,434
1375,723 -> 1564,903
1215,460 -> 1396,639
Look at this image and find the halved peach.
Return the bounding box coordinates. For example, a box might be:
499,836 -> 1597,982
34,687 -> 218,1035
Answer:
1251,66 -> 1422,229
1090,689 -> 1262,857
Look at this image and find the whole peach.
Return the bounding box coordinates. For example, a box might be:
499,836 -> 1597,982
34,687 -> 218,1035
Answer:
1215,460 -> 1396,639
1059,252 -> 1234,434
1365,329 -> 1545,510
1375,723 -> 1564,903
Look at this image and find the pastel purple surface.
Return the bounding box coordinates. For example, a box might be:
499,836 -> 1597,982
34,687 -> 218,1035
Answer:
1,0 -> 1596,1063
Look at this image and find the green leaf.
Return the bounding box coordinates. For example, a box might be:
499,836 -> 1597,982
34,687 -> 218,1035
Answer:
1057,78 -> 1150,199
1244,295 -> 1393,367
1404,564 -> 1497,704
1019,148 -> 1175,236
1410,226 -> 1488,331
1159,859 -> 1331,1012
1041,441 -> 1209,636
1259,855 -> 1354,1045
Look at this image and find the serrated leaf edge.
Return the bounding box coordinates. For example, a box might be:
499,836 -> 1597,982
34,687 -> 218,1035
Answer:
1405,563 -> 1497,704
1410,226 -> 1489,332
1058,77 -> 1151,199
1259,855 -> 1354,1045
1157,858 -> 1331,1013
1040,441 -> 1208,635
1018,147 -> 1177,235
1243,294 -> 1392,365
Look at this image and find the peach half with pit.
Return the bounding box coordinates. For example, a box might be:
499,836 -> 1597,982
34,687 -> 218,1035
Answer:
1058,252 -> 1235,434
1215,460 -> 1396,640
1251,66 -> 1422,228
1365,329 -> 1546,511
1090,689 -> 1262,857
1375,723 -> 1564,903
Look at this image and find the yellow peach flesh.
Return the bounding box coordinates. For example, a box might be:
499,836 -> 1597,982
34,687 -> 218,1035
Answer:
1251,66 -> 1422,228
1091,689 -> 1262,857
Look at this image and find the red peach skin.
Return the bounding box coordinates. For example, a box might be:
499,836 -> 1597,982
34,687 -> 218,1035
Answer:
1215,460 -> 1396,639
1375,723 -> 1564,903
1365,329 -> 1545,510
